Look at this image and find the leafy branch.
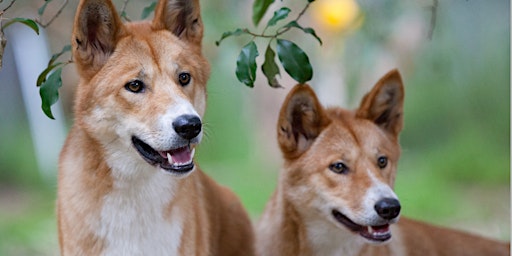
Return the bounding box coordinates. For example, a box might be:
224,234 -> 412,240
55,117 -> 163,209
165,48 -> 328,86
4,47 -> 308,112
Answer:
216,0 -> 321,88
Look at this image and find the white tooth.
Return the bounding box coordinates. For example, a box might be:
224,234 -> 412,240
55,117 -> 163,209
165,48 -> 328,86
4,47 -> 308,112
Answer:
167,153 -> 174,165
190,148 -> 195,160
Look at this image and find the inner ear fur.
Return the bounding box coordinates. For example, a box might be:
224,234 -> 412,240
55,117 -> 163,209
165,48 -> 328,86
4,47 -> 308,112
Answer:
72,0 -> 125,79
277,85 -> 330,159
356,69 -> 405,138
152,0 -> 204,48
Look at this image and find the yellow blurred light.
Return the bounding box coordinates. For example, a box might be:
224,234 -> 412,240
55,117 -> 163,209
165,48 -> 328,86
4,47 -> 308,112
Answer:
312,0 -> 361,32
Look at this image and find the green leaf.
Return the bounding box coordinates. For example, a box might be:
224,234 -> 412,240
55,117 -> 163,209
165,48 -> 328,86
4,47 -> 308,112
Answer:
39,67 -> 63,119
276,39 -> 312,84
261,45 -> 281,88
38,0 -> 53,16
283,21 -> 322,45
141,2 -> 157,19
235,41 -> 259,87
215,28 -> 247,46
2,18 -> 40,35
252,0 -> 275,26
37,62 -> 63,87
48,44 -> 71,67
266,7 -> 291,28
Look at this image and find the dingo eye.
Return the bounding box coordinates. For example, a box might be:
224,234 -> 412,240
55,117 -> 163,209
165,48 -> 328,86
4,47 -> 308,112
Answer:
377,156 -> 388,169
329,162 -> 349,174
125,80 -> 145,93
178,72 -> 191,86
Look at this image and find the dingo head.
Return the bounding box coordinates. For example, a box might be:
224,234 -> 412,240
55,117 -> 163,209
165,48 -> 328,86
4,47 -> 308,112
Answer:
277,70 -> 404,243
72,0 -> 209,176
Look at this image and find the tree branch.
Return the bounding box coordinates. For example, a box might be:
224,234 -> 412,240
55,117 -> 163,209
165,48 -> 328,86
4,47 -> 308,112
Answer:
39,0 -> 68,28
120,0 -> 131,21
427,0 -> 438,40
1,0 -> 16,14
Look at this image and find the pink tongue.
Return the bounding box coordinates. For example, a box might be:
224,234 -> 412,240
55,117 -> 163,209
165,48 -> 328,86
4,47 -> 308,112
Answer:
169,147 -> 191,164
371,224 -> 389,233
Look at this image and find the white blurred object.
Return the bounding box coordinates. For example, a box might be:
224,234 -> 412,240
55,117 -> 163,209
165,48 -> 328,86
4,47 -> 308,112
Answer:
6,23 -> 66,181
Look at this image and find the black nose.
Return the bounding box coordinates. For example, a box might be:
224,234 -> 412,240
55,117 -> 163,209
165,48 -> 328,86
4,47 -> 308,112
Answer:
172,115 -> 202,140
374,198 -> 401,220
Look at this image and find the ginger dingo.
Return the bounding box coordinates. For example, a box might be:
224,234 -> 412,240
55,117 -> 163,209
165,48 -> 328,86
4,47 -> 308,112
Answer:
57,0 -> 254,255
257,70 -> 509,256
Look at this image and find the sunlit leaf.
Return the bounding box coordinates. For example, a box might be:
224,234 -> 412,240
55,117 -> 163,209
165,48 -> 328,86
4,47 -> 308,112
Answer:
261,45 -> 281,88
235,41 -> 259,87
253,0 -> 275,26
39,68 -> 63,119
276,39 -> 312,83
266,7 -> 290,28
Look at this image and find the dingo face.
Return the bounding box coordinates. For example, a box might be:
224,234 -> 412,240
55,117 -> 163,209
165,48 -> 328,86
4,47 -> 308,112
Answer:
72,0 -> 210,176
277,70 -> 404,244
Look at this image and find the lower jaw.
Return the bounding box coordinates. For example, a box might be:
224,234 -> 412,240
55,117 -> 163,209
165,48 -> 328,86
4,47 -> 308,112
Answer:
332,210 -> 392,243
159,162 -> 195,174
360,230 -> 391,243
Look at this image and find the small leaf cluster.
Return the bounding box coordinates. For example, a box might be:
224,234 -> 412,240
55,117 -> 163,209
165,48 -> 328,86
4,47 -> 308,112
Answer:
35,0 -> 157,119
37,45 -> 71,119
216,0 -> 321,88
1,0 -> 72,119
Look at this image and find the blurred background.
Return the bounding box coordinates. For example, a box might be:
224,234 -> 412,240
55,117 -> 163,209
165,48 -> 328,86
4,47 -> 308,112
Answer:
0,0 -> 509,254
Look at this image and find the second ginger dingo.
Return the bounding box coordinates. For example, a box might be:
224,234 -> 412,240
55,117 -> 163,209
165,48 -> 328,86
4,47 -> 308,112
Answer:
257,70 -> 509,256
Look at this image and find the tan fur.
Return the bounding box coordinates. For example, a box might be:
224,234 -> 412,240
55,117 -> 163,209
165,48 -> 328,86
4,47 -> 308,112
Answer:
58,0 -> 254,255
257,70 -> 509,256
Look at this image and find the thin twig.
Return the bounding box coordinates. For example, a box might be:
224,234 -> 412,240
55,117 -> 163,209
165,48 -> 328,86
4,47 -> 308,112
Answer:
427,0 -> 438,40
246,1 -> 313,39
40,0 -> 68,28
1,0 -> 16,14
120,0 -> 131,21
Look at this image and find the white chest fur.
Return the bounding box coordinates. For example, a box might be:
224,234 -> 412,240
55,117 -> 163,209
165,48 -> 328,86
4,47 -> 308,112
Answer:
97,170 -> 183,256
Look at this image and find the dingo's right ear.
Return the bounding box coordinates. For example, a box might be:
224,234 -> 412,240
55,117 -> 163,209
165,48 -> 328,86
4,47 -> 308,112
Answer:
277,85 -> 330,160
72,0 -> 125,79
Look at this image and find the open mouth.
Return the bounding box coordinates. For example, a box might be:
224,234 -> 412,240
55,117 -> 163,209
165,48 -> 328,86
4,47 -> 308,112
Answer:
332,209 -> 392,242
132,136 -> 195,174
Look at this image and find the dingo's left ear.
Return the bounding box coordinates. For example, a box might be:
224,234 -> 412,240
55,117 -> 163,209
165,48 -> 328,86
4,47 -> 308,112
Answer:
153,0 -> 203,48
277,85 -> 330,160
356,69 -> 404,138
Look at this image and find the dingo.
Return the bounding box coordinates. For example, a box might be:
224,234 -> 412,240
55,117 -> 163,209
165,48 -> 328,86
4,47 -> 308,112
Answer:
257,70 -> 509,256
57,0 -> 254,255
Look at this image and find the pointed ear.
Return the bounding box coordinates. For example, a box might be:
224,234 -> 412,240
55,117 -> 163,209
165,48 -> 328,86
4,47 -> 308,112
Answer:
277,85 -> 331,159
356,69 -> 405,138
152,0 -> 204,48
72,0 -> 124,79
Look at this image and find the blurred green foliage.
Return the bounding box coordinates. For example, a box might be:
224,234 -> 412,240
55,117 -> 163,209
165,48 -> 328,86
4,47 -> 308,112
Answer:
0,0 -> 509,254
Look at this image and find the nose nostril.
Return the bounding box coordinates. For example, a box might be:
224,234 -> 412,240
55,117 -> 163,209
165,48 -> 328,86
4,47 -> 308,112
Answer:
374,198 -> 401,220
172,115 -> 202,140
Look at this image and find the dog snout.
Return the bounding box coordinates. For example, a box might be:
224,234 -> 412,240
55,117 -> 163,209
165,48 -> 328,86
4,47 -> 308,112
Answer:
172,115 -> 202,140
374,198 -> 401,220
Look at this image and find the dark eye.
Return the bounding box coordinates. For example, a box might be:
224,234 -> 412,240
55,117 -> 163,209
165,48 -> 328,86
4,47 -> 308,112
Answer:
329,162 -> 349,174
178,72 -> 191,86
125,80 -> 145,93
377,156 -> 388,169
